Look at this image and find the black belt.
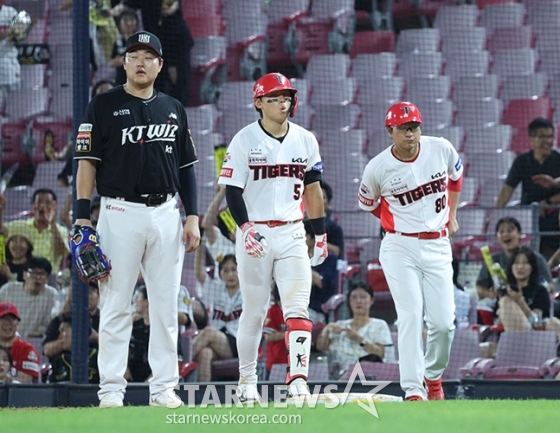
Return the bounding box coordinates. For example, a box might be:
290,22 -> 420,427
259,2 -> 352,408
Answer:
111,193 -> 173,207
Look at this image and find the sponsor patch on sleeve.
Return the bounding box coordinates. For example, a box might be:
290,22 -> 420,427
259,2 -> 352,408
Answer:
359,194 -> 374,207
311,161 -> 323,172
454,156 -> 462,172
220,167 -> 233,178
75,131 -> 91,152
22,361 -> 40,372
78,123 -> 92,132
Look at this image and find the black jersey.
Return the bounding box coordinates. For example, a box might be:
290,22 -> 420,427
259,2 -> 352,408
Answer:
74,86 -> 197,198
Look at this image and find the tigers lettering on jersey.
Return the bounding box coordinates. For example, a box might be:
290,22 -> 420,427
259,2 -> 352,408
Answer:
250,164 -> 306,181
212,307 -> 242,323
121,124 -> 179,145
394,178 -> 447,205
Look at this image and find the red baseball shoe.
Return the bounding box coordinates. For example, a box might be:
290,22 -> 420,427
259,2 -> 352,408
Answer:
425,377 -> 444,400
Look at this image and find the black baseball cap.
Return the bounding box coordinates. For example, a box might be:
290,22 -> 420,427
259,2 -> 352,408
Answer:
125,31 -> 163,57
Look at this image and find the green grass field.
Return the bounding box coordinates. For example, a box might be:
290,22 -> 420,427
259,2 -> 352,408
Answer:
1,400 -> 559,433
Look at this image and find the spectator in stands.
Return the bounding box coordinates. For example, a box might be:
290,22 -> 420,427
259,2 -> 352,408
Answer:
45,312 -> 100,383
0,189 -> 69,274
497,246 -> 560,338
476,217 -> 553,324
496,118 -> 560,259
110,0 -> 195,105
316,279 -> 395,379
263,284 -> 287,379
0,234 -> 34,287
0,302 -> 39,383
0,257 -> 57,338
0,344 -> 14,383
109,10 -> 139,85
321,182 -> 344,258
305,219 -> 338,324
192,254 -> 241,382
0,1 -> 21,99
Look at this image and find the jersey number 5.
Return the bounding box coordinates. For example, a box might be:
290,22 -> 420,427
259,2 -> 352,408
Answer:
435,194 -> 446,213
293,184 -> 301,200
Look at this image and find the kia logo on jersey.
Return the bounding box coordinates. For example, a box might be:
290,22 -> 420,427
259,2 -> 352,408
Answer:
431,171 -> 445,179
121,124 -> 178,145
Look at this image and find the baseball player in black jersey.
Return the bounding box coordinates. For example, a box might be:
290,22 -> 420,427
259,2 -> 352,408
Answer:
73,31 -> 200,408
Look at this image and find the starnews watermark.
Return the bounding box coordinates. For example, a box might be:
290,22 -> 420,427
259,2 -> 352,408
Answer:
166,411 -> 302,425
171,363 -> 400,419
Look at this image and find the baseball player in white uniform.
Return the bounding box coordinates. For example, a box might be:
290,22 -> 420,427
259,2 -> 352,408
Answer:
358,102 -> 463,401
218,73 -> 328,401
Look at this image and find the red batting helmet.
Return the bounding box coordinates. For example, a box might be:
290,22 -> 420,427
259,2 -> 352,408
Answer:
385,102 -> 423,127
253,73 -> 298,117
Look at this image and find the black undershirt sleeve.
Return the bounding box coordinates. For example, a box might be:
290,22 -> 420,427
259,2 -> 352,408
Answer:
225,185 -> 249,227
178,165 -> 198,216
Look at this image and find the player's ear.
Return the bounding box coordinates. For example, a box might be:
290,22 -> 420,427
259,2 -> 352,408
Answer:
385,126 -> 393,137
157,57 -> 163,72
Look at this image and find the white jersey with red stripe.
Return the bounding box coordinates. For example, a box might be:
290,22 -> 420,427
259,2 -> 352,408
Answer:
217,121 -> 322,221
358,136 -> 463,233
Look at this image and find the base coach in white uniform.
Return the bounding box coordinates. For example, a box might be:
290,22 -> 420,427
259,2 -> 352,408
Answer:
358,102 -> 463,401
73,31 -> 200,408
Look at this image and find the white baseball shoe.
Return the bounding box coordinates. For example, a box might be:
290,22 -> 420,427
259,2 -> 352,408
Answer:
149,389 -> 184,408
99,393 -> 124,408
288,378 -> 310,398
237,376 -> 262,403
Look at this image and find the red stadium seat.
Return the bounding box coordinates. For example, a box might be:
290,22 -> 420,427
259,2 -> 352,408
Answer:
350,30 -> 395,57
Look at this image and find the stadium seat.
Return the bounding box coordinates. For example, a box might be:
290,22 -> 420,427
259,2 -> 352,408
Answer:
357,76 -> 404,106
479,2 -> 526,33
185,15 -> 224,38
320,129 -> 367,155
311,104 -> 361,132
476,176 -> 522,208
441,27 -> 487,57
442,329 -> 481,380
415,99 -> 454,129
433,5 -> 480,35
31,119 -> 73,165
0,121 -> 29,168
397,52 -> 443,81
422,125 -> 464,151
500,73 -> 547,107
405,75 -> 451,103
455,99 -> 503,129
534,24 -> 560,53
182,0 -> 222,18
218,106 -> 259,143
457,177 -> 479,207
4,87 -> 49,122
265,0 -> 310,67
211,358 -> 239,381
538,49 -> 560,76
216,81 -> 254,112
463,124 -> 513,153
2,185 -> 31,220
361,103 -> 393,136
527,1 -> 560,28
306,53 -> 351,81
289,103 -> 314,130
310,78 -> 357,105
394,28 -> 441,54
49,88 -> 73,121
190,36 -> 227,104
367,129 -> 392,159
461,331 -> 557,379
466,150 -> 516,180
490,48 -> 537,76
349,30 -> 395,57
444,50 -> 490,83
351,53 -> 397,81
452,74 -> 500,103
502,97 -> 552,136
487,25 -> 533,54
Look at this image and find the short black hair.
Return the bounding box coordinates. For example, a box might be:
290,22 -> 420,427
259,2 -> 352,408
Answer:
32,188 -> 57,203
5,234 -> 34,261
528,117 -> 554,136
495,216 -> 522,234
218,254 -> 237,273
347,278 -> 374,298
28,256 -> 53,275
91,79 -> 115,100
506,245 -> 540,287
118,10 -> 138,25
321,181 -> 333,203
60,311 -> 72,325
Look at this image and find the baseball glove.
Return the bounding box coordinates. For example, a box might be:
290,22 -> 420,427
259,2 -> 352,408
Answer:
69,225 -> 111,283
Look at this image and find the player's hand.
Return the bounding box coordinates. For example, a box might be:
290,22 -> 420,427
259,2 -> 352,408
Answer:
183,215 -> 201,253
240,223 -> 267,258
447,217 -> 459,239
310,233 -> 328,266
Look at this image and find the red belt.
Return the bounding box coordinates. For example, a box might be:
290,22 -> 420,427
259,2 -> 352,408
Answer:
385,228 -> 448,239
253,219 -> 303,228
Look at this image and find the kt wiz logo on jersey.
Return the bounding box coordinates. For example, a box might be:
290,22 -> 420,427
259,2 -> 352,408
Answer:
121,124 -> 179,145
